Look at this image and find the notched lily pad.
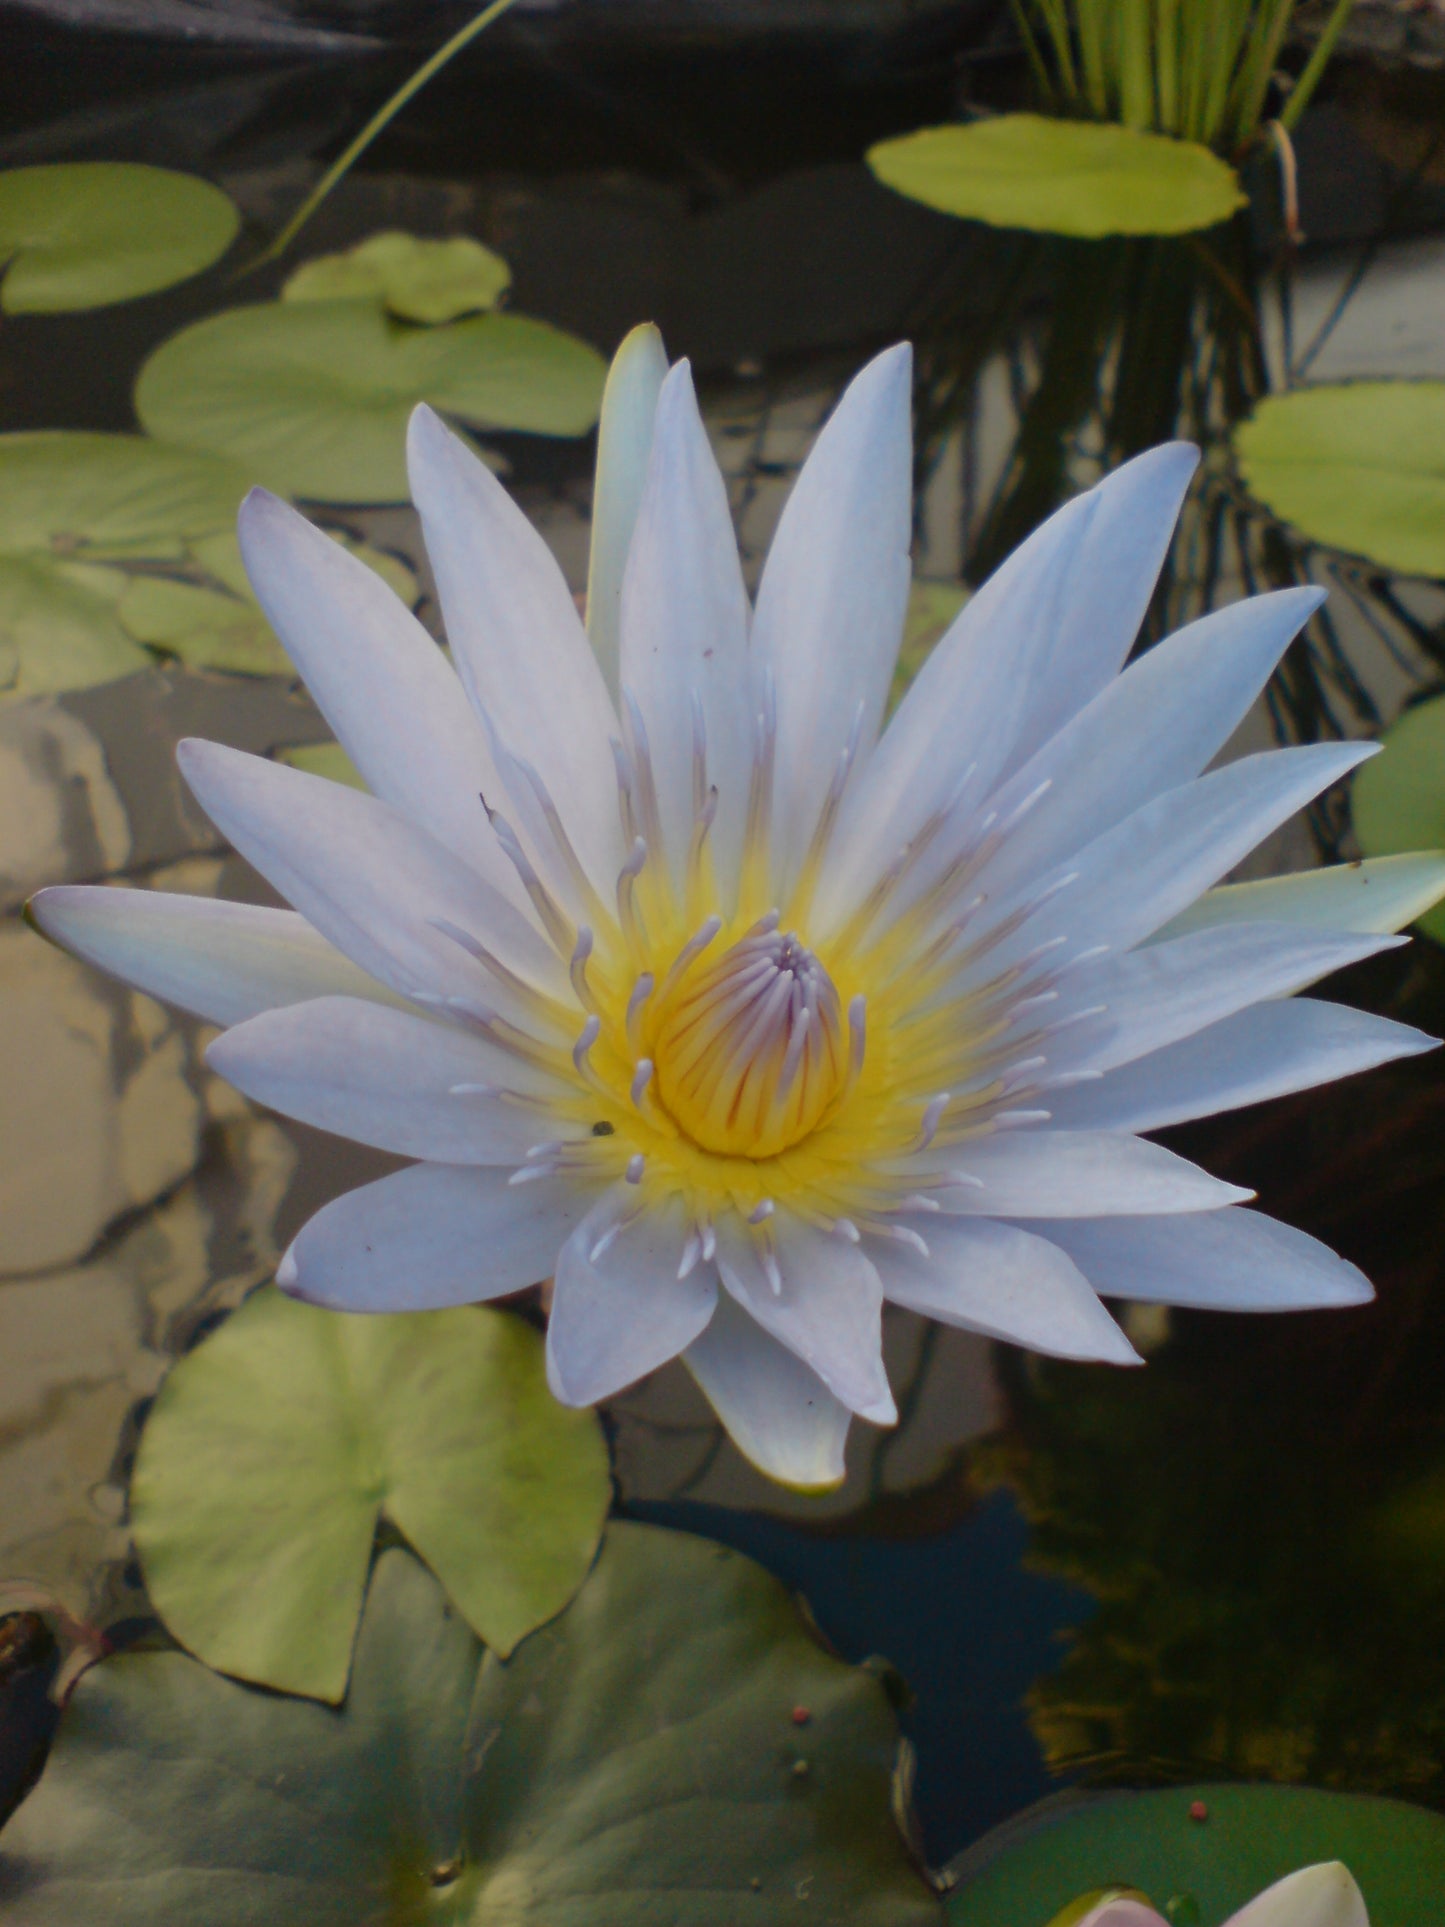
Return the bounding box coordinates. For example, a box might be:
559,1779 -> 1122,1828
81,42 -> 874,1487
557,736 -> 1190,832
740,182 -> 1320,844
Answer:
283,230 -> 512,323
134,298 -> 607,501
129,1289 -> 610,1701
945,1784 -> 1445,1926
0,163 -> 238,312
0,1529 -> 942,1925
1235,382 -> 1445,580
1352,693 -> 1445,944
867,116 -> 1245,239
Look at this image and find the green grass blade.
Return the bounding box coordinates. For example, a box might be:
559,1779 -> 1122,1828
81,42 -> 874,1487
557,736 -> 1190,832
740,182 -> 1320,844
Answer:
1279,0 -> 1357,132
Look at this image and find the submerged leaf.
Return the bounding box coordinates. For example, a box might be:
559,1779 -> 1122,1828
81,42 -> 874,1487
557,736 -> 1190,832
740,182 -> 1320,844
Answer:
867,116 -> 1244,239
1353,694 -> 1445,943
129,1290 -> 609,1701
1235,382 -> 1445,579
283,230 -> 512,323
134,299 -> 607,501
0,163 -> 238,312
0,1530 -> 941,1924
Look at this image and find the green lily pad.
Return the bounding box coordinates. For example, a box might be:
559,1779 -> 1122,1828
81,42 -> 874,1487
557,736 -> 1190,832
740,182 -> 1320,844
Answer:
893,577 -> 968,708
1352,694 -> 1445,944
276,739 -> 366,787
0,163 -> 237,313
867,116 -> 1244,239
0,1529 -> 942,1925
129,1289 -> 610,1702
283,230 -> 512,323
0,556 -> 150,698
134,298 -> 607,502
1234,382 -> 1445,580
945,1784 -> 1445,1926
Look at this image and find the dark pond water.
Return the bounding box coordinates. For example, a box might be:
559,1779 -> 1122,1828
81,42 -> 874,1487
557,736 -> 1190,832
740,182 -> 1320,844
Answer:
4,0 -> 1445,1889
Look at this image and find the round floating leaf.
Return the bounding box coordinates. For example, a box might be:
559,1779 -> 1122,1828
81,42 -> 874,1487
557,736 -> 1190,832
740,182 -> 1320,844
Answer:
0,432 -> 249,561
283,230 -> 512,323
1352,694 -> 1445,944
867,116 -> 1245,239
0,163 -> 238,313
276,739 -> 366,787
1235,382 -> 1445,579
0,1530 -> 942,1925
0,557 -> 150,699
130,1289 -> 610,1702
134,298 -> 607,502
946,1784 -> 1445,1926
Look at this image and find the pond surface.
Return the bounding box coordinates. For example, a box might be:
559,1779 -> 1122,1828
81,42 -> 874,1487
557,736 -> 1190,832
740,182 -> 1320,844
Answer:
4,5 -> 1445,1894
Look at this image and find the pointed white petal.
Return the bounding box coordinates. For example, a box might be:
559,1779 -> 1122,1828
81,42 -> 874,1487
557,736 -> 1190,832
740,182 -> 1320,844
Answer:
1226,1865 -> 1368,1927
620,360 -> 753,894
874,1216 -> 1139,1364
546,1194 -> 716,1406
406,405 -> 623,899
714,1214 -> 895,1423
1074,1899 -> 1166,1927
1159,851 -> 1445,940
1049,996 -> 1436,1133
280,1163 -> 589,1311
236,488 -> 522,901
586,322 -> 668,696
28,886 -> 393,1027
1057,921 -> 1403,1077
684,1288 -> 851,1489
208,995 -> 567,1163
177,739 -> 562,1017
1034,1208 -> 1373,1310
752,345 -> 912,885
935,1130 -> 1251,1216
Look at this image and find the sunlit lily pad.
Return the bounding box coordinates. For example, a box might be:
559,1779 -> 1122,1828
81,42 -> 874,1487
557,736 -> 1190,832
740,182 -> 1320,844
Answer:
134,298 -> 607,501
893,577 -> 968,707
129,1289 -> 610,1702
1235,382 -> 1445,579
867,116 -> 1244,239
1352,693 -> 1445,943
283,230 -> 512,323
0,163 -> 237,312
0,558 -> 148,698
945,1784 -> 1445,1925
0,1529 -> 941,1925
276,739 -> 366,786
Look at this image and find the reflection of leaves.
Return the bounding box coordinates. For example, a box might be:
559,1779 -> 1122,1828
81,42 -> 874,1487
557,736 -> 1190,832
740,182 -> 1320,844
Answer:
1353,694 -> 1445,945
947,1785 -> 1445,1927
130,1289 -> 611,1702
134,299 -> 607,502
283,230 -> 511,323
867,117 -> 1244,239
0,1530 -> 941,1925
0,163 -> 237,313
1235,382 -> 1445,580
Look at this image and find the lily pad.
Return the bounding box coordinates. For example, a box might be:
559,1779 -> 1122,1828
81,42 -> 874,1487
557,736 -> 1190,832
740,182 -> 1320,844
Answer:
134,298 -> 607,501
1352,694 -> 1445,943
129,1289 -> 610,1702
867,116 -> 1245,240
945,1784 -> 1445,1926
893,577 -> 968,707
0,163 -> 237,312
0,557 -> 149,698
0,1530 -> 942,1925
1234,382 -> 1445,580
283,230 -> 512,323
275,739 -> 366,787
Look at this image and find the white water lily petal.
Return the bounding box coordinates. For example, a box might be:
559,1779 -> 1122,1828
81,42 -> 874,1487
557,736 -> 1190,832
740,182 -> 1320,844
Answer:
1159,851 -> 1445,940
1049,997 -> 1436,1133
1226,1863 -> 1368,1927
586,321 -> 668,696
547,1194 -> 716,1406
1075,1899 -> 1168,1927
752,345 -> 912,886
407,404 -> 624,897
1034,1208 -> 1373,1310
714,1216 -> 895,1423
177,739 -> 562,1016
620,361 -> 753,894
684,1288 -> 851,1489
937,1130 -> 1252,1216
208,995 -> 568,1163
27,886 -> 393,1026
874,1216 -> 1139,1363
236,487 -> 522,900
278,1163 -> 590,1312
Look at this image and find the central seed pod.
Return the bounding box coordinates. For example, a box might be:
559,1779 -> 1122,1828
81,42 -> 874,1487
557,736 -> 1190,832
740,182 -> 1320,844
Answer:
651,927 -> 846,1158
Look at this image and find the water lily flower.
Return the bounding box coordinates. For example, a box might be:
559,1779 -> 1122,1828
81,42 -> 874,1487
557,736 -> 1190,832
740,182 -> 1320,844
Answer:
30,329 -> 1445,1489
1073,1859 -> 1368,1927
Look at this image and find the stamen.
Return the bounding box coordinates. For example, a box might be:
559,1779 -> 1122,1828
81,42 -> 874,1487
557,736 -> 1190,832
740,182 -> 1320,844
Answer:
625,973 -> 654,1057
677,1232 -> 703,1279
482,800 -> 576,957
914,1092 -> 952,1154
616,836 -> 650,960
625,1153 -> 646,1183
429,917 -> 573,1029
748,1198 -> 775,1224
569,926 -> 598,1012
630,1058 -> 654,1109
